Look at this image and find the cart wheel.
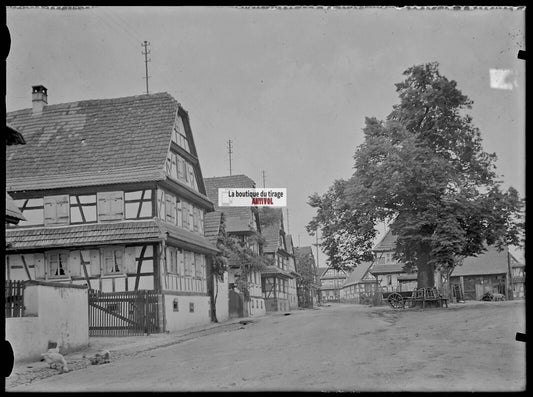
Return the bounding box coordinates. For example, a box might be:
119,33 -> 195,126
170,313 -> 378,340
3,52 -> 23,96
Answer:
387,292 -> 404,309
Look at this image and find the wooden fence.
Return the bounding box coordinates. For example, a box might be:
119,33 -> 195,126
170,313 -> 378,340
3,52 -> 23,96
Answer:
88,289 -> 160,336
5,280 -> 25,318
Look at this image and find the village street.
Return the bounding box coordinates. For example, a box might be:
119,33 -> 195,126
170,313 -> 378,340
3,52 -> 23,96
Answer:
7,300 -> 525,392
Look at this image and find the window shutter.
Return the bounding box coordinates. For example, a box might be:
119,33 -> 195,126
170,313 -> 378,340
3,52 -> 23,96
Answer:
56,195 -> 69,224
177,156 -> 184,180
97,192 -> 111,221
110,192 -> 124,220
34,254 -> 45,279
43,196 -> 56,224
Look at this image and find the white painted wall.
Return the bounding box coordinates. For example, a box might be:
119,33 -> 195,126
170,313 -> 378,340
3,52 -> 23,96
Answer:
5,282 -> 89,363
163,294 -> 210,332
214,273 -> 229,322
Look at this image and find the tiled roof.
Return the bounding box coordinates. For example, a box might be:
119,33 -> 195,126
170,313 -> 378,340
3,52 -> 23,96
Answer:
294,246 -> 314,258
204,175 -> 257,233
6,93 -> 177,191
373,229 -> 397,251
285,234 -> 294,255
204,211 -> 223,245
155,220 -> 219,254
369,264 -> 405,275
261,208 -> 283,253
5,220 -> 165,250
342,262 -> 373,288
451,246 -> 517,277
261,265 -> 294,279
5,219 -> 218,254
5,193 -> 26,222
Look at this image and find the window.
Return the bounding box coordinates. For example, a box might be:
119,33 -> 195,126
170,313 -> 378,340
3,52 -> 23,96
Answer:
102,247 -> 124,275
44,195 -> 69,226
70,194 -> 97,224
13,198 -> 44,226
47,251 -> 69,278
173,298 -> 179,312
189,302 -> 195,313
125,190 -> 152,219
97,192 -> 124,221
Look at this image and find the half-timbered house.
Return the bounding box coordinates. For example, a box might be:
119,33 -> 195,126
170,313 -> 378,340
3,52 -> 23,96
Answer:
294,246 -> 320,308
5,86 -> 218,335
340,262 -> 376,304
204,175 -> 265,317
319,265 -> 348,302
260,208 -> 297,312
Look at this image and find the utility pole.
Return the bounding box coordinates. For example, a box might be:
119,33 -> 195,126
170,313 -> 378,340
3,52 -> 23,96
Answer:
262,170 -> 266,188
227,140 -> 233,176
141,41 -> 151,94
286,208 -> 290,234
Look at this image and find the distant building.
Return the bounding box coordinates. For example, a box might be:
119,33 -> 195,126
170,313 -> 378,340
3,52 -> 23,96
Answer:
294,246 -> 320,308
319,265 -> 348,302
260,208 -> 298,312
450,245 -> 524,301
340,261 -> 376,304
204,175 -> 265,318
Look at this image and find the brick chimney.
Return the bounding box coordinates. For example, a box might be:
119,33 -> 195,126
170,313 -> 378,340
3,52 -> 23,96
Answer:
32,85 -> 48,114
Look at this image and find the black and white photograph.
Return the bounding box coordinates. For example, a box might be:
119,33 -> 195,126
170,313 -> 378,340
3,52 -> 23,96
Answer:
3,5 -> 525,392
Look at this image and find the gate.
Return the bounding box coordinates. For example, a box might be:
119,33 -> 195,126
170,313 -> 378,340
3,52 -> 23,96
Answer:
88,289 -> 160,336
228,289 -> 244,318
5,280 -> 25,318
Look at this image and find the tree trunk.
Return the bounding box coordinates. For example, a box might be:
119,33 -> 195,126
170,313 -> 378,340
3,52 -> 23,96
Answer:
416,246 -> 434,288
206,259 -> 218,323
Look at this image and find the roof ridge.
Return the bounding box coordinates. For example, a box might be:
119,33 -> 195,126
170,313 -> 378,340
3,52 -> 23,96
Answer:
7,92 -> 175,114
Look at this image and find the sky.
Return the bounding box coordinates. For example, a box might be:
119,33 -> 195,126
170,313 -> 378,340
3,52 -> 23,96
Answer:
5,6 -> 525,264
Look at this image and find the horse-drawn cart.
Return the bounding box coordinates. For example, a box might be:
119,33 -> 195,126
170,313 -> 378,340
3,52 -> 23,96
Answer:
383,287 -> 448,309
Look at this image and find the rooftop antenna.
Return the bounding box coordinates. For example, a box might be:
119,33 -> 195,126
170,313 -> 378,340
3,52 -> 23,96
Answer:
141,41 -> 151,94
227,139 -> 233,175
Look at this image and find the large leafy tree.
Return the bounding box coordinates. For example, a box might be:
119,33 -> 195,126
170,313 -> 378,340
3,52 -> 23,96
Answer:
308,62 -> 524,288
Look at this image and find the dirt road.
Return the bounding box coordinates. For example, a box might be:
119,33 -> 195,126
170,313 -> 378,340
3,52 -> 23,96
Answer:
7,300 -> 526,392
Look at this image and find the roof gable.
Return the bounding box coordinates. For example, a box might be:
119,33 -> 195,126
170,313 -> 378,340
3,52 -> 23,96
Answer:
204,175 -> 258,233
6,93 -> 178,191
373,229 -> 397,252
451,246 -> 513,276
342,261 -> 373,287
260,208 -> 284,253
